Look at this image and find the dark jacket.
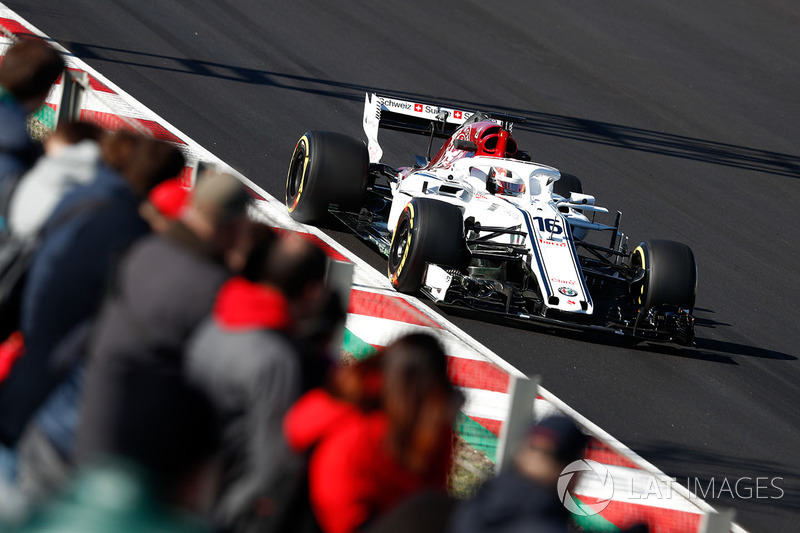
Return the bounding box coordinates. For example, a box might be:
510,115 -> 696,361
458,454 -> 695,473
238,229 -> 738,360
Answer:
75,223 -> 230,463
0,92 -> 43,230
185,277 -> 303,533
448,469 -> 572,533
0,168 -> 149,447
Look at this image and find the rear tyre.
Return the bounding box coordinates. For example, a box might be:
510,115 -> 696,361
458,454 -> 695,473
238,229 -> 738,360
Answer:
553,173 -> 583,198
630,239 -> 697,312
388,198 -> 464,293
286,130 -> 369,224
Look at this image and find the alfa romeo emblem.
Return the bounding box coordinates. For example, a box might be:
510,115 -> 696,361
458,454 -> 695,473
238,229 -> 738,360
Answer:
558,287 -> 578,297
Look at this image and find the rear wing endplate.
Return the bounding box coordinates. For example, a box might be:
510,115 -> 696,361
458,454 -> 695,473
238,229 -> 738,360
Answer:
363,93 -> 476,163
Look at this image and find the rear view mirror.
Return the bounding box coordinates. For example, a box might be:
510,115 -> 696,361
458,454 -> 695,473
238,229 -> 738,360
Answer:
569,192 -> 596,205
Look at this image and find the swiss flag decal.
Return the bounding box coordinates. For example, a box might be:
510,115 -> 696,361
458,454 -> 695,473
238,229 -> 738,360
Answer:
454,110 -> 462,119
414,104 -> 423,112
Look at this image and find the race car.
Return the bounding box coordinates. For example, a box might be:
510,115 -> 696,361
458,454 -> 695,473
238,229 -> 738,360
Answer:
285,93 -> 697,344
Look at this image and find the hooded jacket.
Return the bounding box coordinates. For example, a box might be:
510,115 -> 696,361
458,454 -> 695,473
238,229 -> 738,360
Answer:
8,139 -> 103,240
185,277 -> 302,533
284,389 -> 449,533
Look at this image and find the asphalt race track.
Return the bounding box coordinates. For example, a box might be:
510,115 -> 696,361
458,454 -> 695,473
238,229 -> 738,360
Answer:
11,1 -> 800,530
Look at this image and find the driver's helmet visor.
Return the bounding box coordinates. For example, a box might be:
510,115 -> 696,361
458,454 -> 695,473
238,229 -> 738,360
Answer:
492,167 -> 525,196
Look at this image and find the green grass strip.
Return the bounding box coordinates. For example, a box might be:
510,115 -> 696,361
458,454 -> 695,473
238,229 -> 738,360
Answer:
32,105 -> 57,130
455,412 -> 498,462
342,328 -> 378,361
568,494 -> 621,531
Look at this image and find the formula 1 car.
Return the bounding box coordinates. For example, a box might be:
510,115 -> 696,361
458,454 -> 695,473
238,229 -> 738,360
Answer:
285,93 -> 697,344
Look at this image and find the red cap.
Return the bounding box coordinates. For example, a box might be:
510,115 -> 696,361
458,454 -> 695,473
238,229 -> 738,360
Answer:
148,177 -> 190,220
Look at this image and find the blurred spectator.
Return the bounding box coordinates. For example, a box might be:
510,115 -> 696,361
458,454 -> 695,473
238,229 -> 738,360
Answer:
285,333 -> 463,533
97,128 -> 139,172
261,232 -> 343,393
185,229 -> 329,533
0,136 -> 184,510
0,39 -> 64,227
0,129 -> 138,343
9,369 -> 219,533
447,415 -> 588,533
75,172 -> 251,465
0,134 -> 184,442
7,121 -> 103,240
140,177 -> 191,233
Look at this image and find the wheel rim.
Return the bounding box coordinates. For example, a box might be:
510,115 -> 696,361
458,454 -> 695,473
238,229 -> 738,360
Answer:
286,141 -> 307,210
631,245 -> 647,305
389,218 -> 410,274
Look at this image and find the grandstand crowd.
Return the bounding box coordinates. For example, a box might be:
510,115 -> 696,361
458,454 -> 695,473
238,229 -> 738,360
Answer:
0,38 -> 638,533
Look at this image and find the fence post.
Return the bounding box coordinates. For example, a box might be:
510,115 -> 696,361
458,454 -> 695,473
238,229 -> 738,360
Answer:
698,507 -> 735,533
57,70 -> 87,124
324,259 -> 354,356
191,160 -> 219,187
496,375 -> 539,471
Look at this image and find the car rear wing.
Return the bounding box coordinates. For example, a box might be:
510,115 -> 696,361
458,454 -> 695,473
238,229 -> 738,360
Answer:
362,92 -> 525,163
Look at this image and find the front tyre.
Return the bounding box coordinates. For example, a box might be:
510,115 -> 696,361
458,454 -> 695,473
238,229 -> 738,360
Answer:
630,239 -> 697,312
388,198 -> 464,293
286,131 -> 369,224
